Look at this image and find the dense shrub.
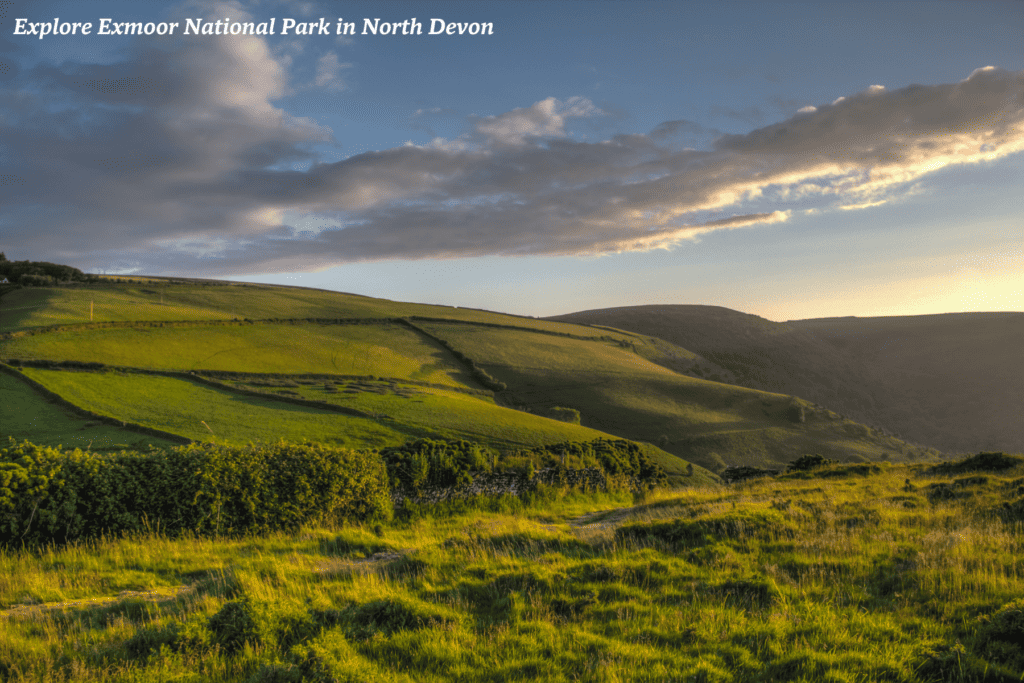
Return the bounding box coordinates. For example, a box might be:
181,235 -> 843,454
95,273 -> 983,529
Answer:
788,454 -> 834,472
0,439 -> 392,546
930,452 -> 1024,475
380,439 -> 490,493
514,439 -> 666,484
546,406 -> 581,424
0,257 -> 96,286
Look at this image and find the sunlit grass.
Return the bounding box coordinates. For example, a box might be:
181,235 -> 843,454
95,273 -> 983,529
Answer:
20,369 -> 414,448
0,370 -> 178,450
3,462 -> 1023,681
3,322 -> 468,387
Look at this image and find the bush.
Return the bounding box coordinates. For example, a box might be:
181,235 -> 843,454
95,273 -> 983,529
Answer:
381,439 -> 490,493
514,439 -> 666,484
0,439 -> 392,546
930,452 -> 1024,475
547,406 -> 581,425
788,454 -> 834,472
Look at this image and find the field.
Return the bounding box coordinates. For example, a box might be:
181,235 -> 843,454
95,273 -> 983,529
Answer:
0,280 -> 614,337
2,322 -> 468,386
2,456 -> 1024,681
0,370 -> 180,451
553,305 -> 1024,456
416,322 -> 927,471
7,278 -> 1013,680
18,369 -> 414,449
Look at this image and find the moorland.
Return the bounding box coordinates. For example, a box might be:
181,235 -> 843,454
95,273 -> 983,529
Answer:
1,263 -> 1021,682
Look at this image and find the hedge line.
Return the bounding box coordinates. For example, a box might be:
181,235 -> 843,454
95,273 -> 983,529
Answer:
1,437 -> 666,547
401,321 -> 508,392
0,440 -> 391,546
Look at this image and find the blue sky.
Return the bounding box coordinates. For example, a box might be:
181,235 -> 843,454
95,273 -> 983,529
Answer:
1,0 -> 1022,320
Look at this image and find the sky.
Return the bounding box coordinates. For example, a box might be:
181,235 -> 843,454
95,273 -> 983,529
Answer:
1,0 -> 1022,321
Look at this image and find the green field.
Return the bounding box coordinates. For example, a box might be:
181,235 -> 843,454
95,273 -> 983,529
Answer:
21,368 -> 414,448
0,281 -> 938,473
416,322 -> 925,470
3,275 -> 1018,681
0,370 -> 180,450
0,282 -> 622,338
3,322 -> 470,386
230,378 -> 626,449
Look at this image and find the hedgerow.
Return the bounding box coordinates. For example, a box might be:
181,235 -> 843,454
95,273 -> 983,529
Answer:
380,439 -> 491,493
0,439 -> 392,546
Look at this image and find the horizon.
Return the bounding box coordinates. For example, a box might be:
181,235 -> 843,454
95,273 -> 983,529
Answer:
1,0 -> 1022,321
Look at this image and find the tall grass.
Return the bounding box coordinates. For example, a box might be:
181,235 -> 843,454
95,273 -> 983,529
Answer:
3,460 -> 1023,681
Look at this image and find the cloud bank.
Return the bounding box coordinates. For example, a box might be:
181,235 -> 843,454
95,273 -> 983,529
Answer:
2,4 -> 1023,275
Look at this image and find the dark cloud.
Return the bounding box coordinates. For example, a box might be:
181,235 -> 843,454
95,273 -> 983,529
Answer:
1,2 -> 1022,278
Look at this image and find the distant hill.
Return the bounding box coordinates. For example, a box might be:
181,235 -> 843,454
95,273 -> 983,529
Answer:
549,305 -> 1024,454
791,313 -> 1024,454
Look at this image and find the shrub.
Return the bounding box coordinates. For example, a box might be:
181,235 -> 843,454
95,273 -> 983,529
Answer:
788,454 -> 833,472
381,439 -> 490,493
0,439 -> 392,546
547,406 -> 581,424
930,452 -> 1024,475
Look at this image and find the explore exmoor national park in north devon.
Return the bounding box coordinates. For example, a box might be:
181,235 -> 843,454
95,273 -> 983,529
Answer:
2,265 -> 1024,682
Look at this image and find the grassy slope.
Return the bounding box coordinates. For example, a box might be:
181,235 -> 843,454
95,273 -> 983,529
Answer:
417,322 -> 933,471
0,281 -> 606,337
1,283 -> 930,473
792,313 -> 1024,453
229,378 -> 629,451
20,369 -> 413,449
0,371 -> 180,451
3,458 -> 1024,681
0,322 -> 470,386
551,305 -> 1024,455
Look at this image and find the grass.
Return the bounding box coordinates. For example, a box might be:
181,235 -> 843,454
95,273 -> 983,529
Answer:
0,371 -> 179,451
416,322 -> 927,471
2,461 -> 1023,681
20,368 -> 415,448
2,322 -> 470,387
0,282 -> 628,339
233,377 -> 630,450
1,281 -> 934,473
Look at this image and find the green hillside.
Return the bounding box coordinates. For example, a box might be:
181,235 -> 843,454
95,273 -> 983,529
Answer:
0,369 -> 180,451
1,280 -> 937,475
415,321 -> 932,471
3,321 -> 470,386
551,305 -> 1024,455
0,279 -> 602,337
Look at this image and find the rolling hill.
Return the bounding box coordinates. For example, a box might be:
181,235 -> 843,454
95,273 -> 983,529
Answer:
549,305 -> 1023,454
1,278 -> 939,476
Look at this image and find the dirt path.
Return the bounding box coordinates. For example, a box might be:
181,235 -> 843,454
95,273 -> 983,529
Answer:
0,586 -> 190,619
568,504 -> 643,533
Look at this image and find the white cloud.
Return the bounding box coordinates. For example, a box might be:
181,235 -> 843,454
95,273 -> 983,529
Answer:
314,52 -> 351,91
471,96 -> 602,146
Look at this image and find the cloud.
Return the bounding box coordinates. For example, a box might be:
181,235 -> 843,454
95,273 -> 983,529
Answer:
471,96 -> 601,146
2,8 -> 1023,279
314,52 -> 351,91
